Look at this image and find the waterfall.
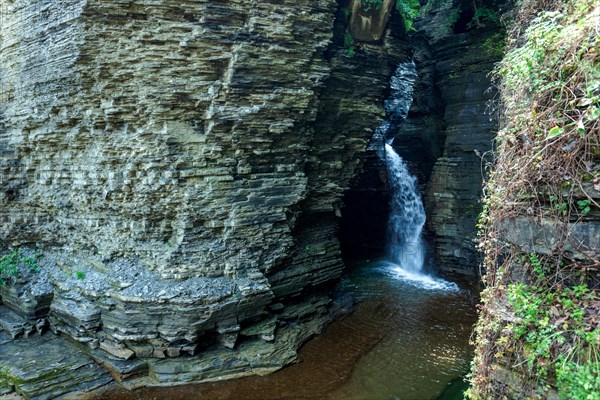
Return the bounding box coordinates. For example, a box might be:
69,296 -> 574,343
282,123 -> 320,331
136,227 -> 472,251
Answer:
385,143 -> 425,272
375,62 -> 458,291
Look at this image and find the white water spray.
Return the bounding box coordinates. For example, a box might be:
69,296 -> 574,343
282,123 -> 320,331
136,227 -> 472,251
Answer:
385,143 -> 425,272
376,63 -> 458,291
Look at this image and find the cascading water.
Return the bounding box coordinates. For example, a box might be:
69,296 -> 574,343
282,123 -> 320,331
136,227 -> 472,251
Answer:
385,143 -> 425,272
376,62 -> 457,291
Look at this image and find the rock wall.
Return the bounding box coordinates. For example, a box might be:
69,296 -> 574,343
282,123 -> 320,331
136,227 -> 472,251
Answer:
417,1 -> 504,276
0,0 -> 411,397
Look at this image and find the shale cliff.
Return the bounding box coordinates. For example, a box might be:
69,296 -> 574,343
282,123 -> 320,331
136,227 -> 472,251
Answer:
0,0 -> 408,397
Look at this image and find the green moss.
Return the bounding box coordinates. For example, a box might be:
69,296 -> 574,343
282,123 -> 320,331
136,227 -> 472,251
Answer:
395,0 -> 421,32
505,279 -> 599,399
0,246 -> 41,286
0,365 -> 68,392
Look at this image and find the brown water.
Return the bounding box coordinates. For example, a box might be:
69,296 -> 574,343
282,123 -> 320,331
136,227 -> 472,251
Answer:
98,259 -> 478,400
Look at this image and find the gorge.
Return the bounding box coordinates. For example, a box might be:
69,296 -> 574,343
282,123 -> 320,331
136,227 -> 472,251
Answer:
1,0 -> 598,399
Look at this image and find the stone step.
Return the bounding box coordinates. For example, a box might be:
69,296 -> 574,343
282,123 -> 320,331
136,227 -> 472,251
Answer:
0,334 -> 113,400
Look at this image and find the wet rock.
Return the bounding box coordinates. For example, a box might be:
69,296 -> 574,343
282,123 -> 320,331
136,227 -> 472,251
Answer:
49,290 -> 101,343
420,19 -> 504,276
89,348 -> 149,383
127,343 -> 154,359
217,332 -> 239,350
241,316 -> 277,341
0,268 -> 53,321
339,1 -> 504,274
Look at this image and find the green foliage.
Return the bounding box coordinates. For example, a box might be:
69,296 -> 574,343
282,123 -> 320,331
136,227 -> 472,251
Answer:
343,32 -> 353,48
497,10 -> 565,95
0,247 -> 41,286
446,8 -> 461,29
362,0 -> 383,12
506,280 -> 599,399
528,252 -> 545,278
395,0 -> 421,32
577,199 -> 591,215
342,6 -> 351,19
468,1 -> 599,398
468,4 -> 500,29
360,0 -> 422,32
421,0 -> 438,14
343,32 -> 355,57
75,271 -> 86,280
0,250 -> 19,286
547,126 -> 564,139
481,32 -> 507,57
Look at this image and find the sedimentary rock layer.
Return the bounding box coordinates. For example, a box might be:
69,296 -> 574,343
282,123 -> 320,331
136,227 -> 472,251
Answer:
0,0 -> 403,395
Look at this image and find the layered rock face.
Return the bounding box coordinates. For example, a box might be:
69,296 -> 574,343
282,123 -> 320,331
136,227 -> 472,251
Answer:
0,0 -> 400,396
417,1 -> 504,276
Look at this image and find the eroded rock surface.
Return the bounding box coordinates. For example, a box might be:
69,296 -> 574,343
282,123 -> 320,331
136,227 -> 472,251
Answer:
0,0 -> 401,396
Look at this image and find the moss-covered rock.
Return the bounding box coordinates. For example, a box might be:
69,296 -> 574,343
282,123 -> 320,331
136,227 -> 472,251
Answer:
469,1 -> 600,398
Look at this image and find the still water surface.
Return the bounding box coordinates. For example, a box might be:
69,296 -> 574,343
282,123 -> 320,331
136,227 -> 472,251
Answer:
100,259 -> 478,400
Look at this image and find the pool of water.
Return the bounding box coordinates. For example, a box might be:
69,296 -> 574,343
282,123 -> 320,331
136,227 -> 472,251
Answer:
327,259 -> 478,400
99,259 -> 478,400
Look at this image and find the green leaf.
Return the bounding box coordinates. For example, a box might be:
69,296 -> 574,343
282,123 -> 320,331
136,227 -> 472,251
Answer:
577,119 -> 585,136
547,126 -> 564,138
587,106 -> 600,121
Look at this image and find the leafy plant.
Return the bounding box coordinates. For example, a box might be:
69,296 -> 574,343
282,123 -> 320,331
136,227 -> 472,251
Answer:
444,8 -> 462,29
395,0 -> 421,32
468,0 -> 599,398
359,0 -> 422,32
75,271 -> 86,280
362,0 -> 383,12
481,32 -> 507,57
576,199 -> 591,214
344,32 -> 355,57
0,247 -> 41,286
342,6 -> 351,19
506,281 -> 599,399
467,4 -> 500,29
